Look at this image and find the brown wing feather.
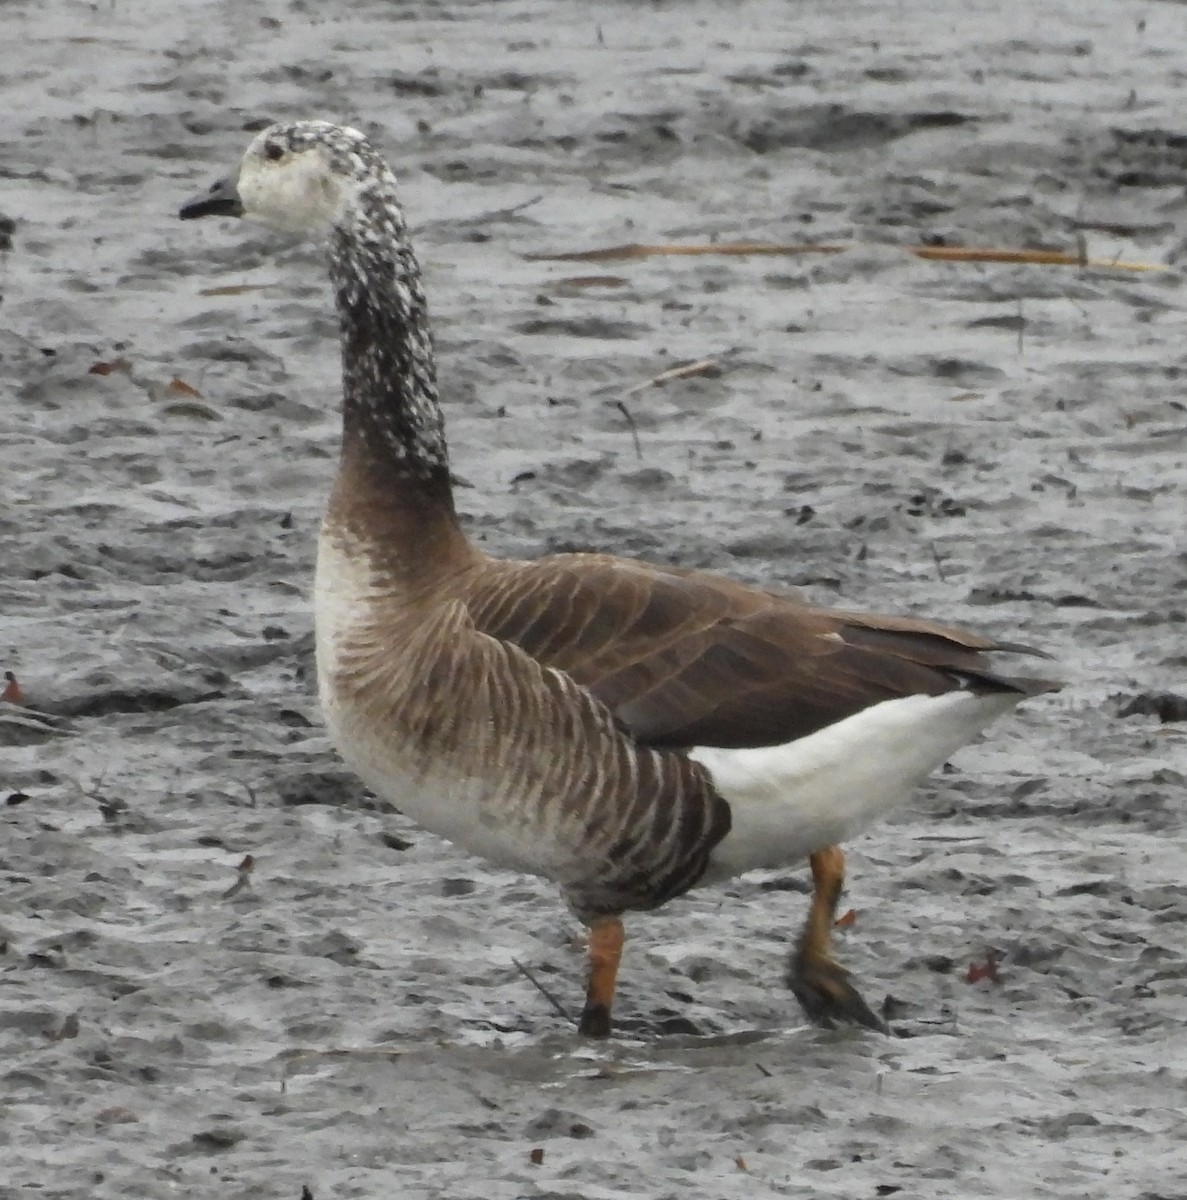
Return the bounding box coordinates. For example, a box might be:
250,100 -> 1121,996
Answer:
458,552 -> 1057,751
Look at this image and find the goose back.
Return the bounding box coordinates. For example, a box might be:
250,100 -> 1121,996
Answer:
456,553 -> 1056,750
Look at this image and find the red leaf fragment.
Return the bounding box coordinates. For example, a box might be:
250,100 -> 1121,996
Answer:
88,357 -> 131,376
966,951 -> 1002,985
168,376 -> 202,397
2,671 -> 23,704
95,1106 -> 141,1125
834,908 -> 858,928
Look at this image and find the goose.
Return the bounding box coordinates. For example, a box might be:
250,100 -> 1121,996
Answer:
179,121 -> 1057,1038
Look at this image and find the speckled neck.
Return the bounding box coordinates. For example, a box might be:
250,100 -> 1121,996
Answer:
329,177 -> 454,515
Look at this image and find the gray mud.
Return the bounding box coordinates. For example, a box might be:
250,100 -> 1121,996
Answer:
2,1 -> 1187,1197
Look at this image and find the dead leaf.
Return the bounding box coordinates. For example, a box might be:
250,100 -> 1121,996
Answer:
95,1106 -> 140,1125
553,275 -> 629,289
45,1011 -> 80,1041
168,376 -> 202,398
88,357 -> 131,376
160,401 -> 220,421
529,1148 -> 544,1166
199,283 -> 268,297
834,908 -> 858,928
221,853 -> 256,900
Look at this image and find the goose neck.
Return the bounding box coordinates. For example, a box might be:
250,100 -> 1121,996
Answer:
329,205 -> 450,496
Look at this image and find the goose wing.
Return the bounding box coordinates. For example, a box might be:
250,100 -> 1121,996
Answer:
461,553 -> 1055,750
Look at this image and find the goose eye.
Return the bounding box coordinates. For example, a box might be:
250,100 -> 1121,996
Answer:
263,143 -> 285,162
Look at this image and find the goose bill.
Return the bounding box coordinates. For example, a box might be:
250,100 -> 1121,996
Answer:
179,175 -> 244,221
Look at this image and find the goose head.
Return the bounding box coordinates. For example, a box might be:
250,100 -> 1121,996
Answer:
179,120 -> 393,237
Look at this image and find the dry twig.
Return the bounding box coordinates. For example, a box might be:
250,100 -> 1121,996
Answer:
622,352 -> 736,397
512,958 -> 571,1022
614,400 -> 643,461
527,240 -> 1165,273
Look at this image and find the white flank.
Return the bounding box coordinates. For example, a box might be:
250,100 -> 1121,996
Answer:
313,526 -> 382,688
692,690 -> 1021,880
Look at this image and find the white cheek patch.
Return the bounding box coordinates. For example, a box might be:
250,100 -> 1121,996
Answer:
238,154 -> 344,236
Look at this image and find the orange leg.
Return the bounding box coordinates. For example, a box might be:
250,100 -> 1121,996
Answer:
786,846 -> 886,1032
578,915 -> 625,1038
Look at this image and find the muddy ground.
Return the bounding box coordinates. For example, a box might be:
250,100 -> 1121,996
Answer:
3,1 -> 1187,1197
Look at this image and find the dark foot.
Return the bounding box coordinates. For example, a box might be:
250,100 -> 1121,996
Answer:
577,1000 -> 612,1038
787,949 -> 887,1033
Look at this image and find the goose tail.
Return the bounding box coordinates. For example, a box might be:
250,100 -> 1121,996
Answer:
693,688 -> 1028,879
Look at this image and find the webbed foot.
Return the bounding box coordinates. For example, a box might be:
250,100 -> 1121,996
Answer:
788,845 -> 887,1033
787,943 -> 887,1032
